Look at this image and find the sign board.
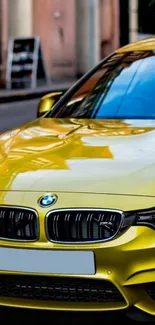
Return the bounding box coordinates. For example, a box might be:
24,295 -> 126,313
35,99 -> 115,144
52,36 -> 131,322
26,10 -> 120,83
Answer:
6,37 -> 49,89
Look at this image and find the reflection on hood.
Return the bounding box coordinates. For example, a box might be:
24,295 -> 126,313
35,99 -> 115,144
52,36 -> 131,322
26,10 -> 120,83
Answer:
0,118 -> 155,196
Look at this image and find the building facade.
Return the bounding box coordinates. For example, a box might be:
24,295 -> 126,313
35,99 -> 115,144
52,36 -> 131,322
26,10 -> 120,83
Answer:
1,0 -> 153,83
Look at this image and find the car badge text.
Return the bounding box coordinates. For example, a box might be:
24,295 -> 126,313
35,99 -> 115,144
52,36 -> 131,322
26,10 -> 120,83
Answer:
94,218 -> 113,231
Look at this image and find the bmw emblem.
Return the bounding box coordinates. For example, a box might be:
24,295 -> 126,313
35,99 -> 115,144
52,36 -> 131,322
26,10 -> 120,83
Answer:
38,193 -> 57,208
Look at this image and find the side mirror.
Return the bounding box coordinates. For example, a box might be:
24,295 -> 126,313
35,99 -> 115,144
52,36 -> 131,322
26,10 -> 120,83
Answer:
37,91 -> 63,118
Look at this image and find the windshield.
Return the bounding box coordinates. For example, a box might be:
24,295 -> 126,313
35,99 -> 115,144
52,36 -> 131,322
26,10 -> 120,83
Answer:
47,50 -> 155,119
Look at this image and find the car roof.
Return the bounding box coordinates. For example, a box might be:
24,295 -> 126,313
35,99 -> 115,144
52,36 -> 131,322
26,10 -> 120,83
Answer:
116,37 -> 155,52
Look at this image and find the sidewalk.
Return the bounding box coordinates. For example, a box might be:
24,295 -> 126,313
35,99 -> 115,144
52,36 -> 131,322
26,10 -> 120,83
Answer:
0,79 -> 76,104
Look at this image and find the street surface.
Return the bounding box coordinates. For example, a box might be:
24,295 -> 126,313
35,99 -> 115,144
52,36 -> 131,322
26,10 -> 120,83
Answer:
0,99 -> 39,134
0,99 -> 144,323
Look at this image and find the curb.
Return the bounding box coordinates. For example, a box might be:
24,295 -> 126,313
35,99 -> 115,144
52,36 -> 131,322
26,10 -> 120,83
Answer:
0,83 -> 74,104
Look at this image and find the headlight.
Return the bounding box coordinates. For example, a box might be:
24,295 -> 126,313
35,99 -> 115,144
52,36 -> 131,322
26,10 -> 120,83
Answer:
122,208 -> 155,230
134,208 -> 155,229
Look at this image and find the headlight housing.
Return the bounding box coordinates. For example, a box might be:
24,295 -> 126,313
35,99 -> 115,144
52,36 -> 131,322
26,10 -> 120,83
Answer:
123,208 -> 155,230
134,208 -> 155,229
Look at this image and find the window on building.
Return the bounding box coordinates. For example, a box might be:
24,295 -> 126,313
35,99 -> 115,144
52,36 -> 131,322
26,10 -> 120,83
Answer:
138,0 -> 155,35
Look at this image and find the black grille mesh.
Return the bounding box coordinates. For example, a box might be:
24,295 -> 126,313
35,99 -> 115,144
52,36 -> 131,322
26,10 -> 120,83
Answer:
46,209 -> 123,243
0,206 -> 38,241
0,275 -> 124,303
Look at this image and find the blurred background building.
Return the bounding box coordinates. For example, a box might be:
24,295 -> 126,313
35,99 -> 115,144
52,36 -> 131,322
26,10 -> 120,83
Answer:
0,0 -> 155,84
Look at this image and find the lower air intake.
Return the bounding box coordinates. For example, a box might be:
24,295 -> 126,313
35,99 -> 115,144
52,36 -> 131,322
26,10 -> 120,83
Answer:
0,275 -> 124,303
146,283 -> 155,300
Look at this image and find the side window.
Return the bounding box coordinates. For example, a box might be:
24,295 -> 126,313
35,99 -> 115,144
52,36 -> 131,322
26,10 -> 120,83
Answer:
96,59 -> 142,118
50,50 -> 155,119
115,56 -> 155,118
54,53 -> 128,118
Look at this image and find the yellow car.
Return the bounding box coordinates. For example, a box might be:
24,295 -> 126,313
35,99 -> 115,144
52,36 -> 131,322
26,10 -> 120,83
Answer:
2,38 -> 155,322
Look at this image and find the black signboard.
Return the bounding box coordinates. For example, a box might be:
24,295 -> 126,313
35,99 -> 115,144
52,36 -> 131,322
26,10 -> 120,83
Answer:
6,37 -> 49,89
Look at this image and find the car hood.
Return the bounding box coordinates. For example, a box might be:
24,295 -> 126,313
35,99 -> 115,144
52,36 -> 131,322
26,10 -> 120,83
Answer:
1,118 -> 155,196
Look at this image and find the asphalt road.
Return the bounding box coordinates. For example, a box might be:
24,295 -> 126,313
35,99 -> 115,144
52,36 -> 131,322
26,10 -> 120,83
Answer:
0,99 -> 39,134
0,308 -> 130,324
0,100 -> 145,323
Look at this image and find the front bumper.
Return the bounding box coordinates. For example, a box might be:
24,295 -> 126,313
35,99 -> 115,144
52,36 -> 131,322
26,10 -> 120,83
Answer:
0,191 -> 155,315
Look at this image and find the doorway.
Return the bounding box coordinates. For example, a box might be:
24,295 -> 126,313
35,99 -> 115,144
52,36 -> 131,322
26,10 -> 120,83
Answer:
119,0 -> 129,46
138,0 -> 155,37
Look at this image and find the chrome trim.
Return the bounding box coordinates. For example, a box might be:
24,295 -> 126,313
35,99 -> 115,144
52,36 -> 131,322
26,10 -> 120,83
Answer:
45,208 -> 125,244
0,205 -> 40,243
